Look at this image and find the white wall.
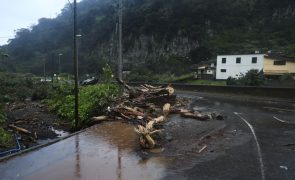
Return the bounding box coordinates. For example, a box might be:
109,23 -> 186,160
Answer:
216,54 -> 264,80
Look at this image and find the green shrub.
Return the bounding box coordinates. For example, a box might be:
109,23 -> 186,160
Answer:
241,69 -> 264,86
46,83 -> 118,129
0,103 -> 14,150
102,64 -> 114,83
31,83 -> 57,101
0,72 -> 37,102
226,76 -> 238,86
0,127 -> 14,150
226,69 -> 265,86
0,105 -> 5,125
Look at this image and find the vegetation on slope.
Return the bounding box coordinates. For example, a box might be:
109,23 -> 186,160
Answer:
0,68 -> 119,150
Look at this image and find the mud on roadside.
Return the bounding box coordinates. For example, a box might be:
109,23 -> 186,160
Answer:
4,101 -> 71,148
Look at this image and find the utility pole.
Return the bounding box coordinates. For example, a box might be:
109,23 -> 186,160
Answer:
43,59 -> 46,82
118,0 -> 123,80
73,0 -> 79,130
58,53 -> 63,76
51,55 -> 54,83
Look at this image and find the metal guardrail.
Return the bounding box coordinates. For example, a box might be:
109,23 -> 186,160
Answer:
0,134 -> 21,157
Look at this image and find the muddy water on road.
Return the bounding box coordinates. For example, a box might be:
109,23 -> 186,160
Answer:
0,122 -> 167,180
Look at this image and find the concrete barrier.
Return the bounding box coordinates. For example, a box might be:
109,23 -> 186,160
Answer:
128,82 -> 295,100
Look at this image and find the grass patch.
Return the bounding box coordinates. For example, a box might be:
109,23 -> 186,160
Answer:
187,79 -> 226,86
0,104 -> 15,151
127,72 -> 195,83
0,105 -> 5,125
0,128 -> 15,151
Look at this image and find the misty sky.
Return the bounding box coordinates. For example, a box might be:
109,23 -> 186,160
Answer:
0,0 -> 80,45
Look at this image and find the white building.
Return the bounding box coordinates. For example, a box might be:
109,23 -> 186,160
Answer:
216,54 -> 264,80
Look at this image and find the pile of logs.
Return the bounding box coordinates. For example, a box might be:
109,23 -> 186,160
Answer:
92,80 -> 224,149
92,80 -> 176,149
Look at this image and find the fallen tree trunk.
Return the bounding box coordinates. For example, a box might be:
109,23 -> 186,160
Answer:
91,116 -> 109,122
8,124 -> 32,134
113,105 -> 153,121
135,125 -> 163,149
181,112 -> 211,121
163,103 -> 171,117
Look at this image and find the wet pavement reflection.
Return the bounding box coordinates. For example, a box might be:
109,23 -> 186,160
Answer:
0,122 -> 166,180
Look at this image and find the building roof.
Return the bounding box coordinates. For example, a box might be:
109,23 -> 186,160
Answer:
217,54 -> 264,57
191,62 -> 215,70
264,54 -> 295,62
197,66 -> 216,70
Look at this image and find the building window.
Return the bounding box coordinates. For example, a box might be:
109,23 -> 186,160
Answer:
236,57 -> 241,64
222,58 -> 226,64
274,60 -> 286,65
252,57 -> 257,64
221,69 -> 226,72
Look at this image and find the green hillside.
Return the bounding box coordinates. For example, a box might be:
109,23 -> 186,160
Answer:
1,0 -> 295,77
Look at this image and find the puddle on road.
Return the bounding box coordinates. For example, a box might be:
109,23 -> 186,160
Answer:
0,121 -> 167,180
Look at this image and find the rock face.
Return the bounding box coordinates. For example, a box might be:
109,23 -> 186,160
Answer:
99,33 -> 199,67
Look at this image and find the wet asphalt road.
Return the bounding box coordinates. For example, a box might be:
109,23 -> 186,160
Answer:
0,91 -> 295,180
176,91 -> 295,180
